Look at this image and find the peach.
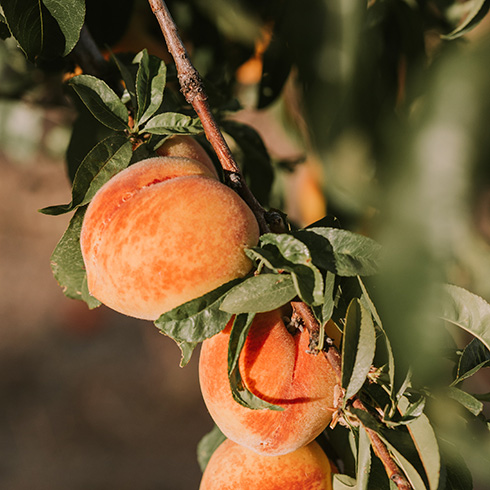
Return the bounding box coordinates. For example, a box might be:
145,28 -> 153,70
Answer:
80,156 -> 259,320
199,438 -> 333,490
156,135 -> 218,178
199,309 -> 337,456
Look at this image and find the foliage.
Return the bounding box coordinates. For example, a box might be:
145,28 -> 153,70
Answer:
2,0 -> 490,488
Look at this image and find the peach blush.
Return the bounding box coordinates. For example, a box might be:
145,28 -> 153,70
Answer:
199,309 -> 337,456
156,135 -> 218,177
81,157 -> 259,320
199,439 -> 333,490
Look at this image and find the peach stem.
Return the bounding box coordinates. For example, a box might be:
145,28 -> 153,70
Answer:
290,301 -> 412,490
147,0 -> 270,234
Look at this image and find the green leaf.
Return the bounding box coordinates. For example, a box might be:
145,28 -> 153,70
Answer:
143,112 -> 203,135
111,52 -> 138,110
176,340 -> 197,368
454,338 -> 490,385
1,0 -> 84,61
197,425 -> 226,472
440,284 -> 490,352
50,206 -> 100,308
333,474 -> 357,489
358,277 -> 395,401
40,135 -> 132,215
69,75 -> 129,131
442,0 -> 490,40
342,299 -> 376,402
43,0 -> 85,55
134,49 -> 167,125
399,398 -> 440,490
220,273 -> 297,314
228,313 -> 283,411
154,280 -> 239,343
303,228 -> 381,276
245,246 -> 324,306
357,426 -> 371,490
446,387 -> 484,416
254,233 -> 326,305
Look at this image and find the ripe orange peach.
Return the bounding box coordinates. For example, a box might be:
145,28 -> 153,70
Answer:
156,135 -> 218,178
199,309 -> 337,456
80,156 -> 259,320
199,439 -> 333,490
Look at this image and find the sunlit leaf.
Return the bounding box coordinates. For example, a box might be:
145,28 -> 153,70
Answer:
442,0 -> 490,40
134,49 -> 167,125
50,206 -> 99,308
342,299 -> 376,402
143,112 -> 203,135
154,280 -> 239,343
228,313 -> 283,411
40,135 -> 132,215
197,425 -> 226,472
441,284 -> 490,352
446,387 -> 484,416
220,273 -> 296,314
69,75 -> 129,131
399,397 -> 440,490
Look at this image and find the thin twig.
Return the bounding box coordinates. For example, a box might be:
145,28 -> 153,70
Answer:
147,0 -> 270,234
290,301 -> 412,490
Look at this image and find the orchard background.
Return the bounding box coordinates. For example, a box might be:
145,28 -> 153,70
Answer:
1,0 -> 490,489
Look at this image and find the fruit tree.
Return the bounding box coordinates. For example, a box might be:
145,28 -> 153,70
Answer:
1,0 -> 490,488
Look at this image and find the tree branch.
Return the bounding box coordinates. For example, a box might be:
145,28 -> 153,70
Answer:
147,0 -> 270,234
290,301 -> 412,490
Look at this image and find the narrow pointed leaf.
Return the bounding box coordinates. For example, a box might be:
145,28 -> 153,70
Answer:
399,397 -> 440,490
302,227 -> 381,276
154,280 -> 239,343
197,425 -> 226,472
228,313 -> 283,411
442,0 -> 490,40
1,0 -> 84,61
69,75 -> 129,131
50,206 -> 99,308
176,340 -> 198,368
454,338 -> 490,385
342,299 -> 377,401
357,427 -> 371,490
446,387 -> 484,416
43,0 -> 85,55
40,135 -> 132,215
441,284 -> 490,351
143,112 -> 203,135
134,49 -> 167,124
220,273 -> 297,314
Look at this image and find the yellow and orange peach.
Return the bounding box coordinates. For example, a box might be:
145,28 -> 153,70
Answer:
80,156 -> 259,320
199,309 -> 337,456
199,438 -> 333,490
156,135 -> 218,178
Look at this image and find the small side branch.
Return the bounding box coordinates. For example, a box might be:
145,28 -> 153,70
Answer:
147,0 -> 269,234
290,301 -> 412,490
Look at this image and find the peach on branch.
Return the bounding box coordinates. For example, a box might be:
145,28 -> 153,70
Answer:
199,309 -> 337,456
80,156 -> 259,320
156,135 -> 218,177
199,438 -> 333,490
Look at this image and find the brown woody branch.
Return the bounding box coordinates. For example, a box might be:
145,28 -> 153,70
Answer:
147,0 -> 270,234
290,301 -> 412,490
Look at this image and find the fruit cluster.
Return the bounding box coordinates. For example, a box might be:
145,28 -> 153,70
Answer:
80,136 -> 336,489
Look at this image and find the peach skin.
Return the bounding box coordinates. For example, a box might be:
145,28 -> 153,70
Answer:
199,438 -> 333,489
80,156 -> 259,320
199,309 -> 337,456
156,135 -> 218,177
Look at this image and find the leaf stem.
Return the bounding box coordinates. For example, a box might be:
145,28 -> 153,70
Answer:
147,0 -> 270,234
290,301 -> 412,490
